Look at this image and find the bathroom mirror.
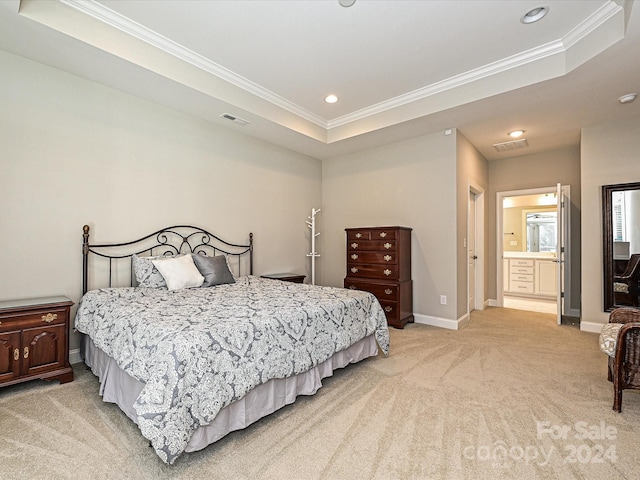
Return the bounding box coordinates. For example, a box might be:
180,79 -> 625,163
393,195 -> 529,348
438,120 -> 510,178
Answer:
602,182 -> 640,311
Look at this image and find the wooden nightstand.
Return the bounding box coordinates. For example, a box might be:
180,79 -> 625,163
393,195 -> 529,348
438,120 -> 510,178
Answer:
261,273 -> 306,284
0,296 -> 74,388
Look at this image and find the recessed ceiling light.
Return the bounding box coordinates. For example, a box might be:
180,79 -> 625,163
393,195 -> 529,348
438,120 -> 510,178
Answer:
339,0 -> 356,7
619,93 -> 637,104
509,130 -> 525,138
325,94 -> 338,104
521,6 -> 549,24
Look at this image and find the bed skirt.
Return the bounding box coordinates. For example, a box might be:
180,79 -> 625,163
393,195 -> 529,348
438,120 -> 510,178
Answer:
82,334 -> 379,454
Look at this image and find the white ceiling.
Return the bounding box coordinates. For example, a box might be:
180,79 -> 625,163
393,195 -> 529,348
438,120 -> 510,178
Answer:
1,0 -> 639,160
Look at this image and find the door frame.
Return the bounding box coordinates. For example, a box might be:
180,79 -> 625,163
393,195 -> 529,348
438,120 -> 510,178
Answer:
496,186 -> 571,313
468,182 -> 485,312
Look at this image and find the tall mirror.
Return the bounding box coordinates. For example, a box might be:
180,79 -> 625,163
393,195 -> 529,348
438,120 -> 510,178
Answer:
602,182 -> 640,311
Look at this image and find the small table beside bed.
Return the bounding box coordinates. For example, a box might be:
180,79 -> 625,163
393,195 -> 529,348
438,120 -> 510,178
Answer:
74,224 -> 390,464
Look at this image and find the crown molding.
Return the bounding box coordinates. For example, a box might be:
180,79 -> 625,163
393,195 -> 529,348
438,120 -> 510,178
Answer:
59,0 -> 329,128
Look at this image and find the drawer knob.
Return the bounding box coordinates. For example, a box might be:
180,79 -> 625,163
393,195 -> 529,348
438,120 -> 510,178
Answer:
384,243 -> 392,249
380,232 -> 387,238
355,232 -> 362,238
24,347 -> 29,359
351,267 -> 359,273
351,242 -> 359,249
384,306 -> 392,312
385,289 -> 392,295
383,269 -> 391,276
42,313 -> 58,323
384,255 -> 392,262
351,254 -> 359,260
14,348 -> 19,361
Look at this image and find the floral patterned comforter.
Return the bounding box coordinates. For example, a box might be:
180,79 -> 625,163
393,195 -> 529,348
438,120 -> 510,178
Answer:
74,276 -> 389,464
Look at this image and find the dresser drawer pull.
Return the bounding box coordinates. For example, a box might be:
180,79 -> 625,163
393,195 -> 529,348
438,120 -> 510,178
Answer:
351,267 -> 359,273
351,242 -> 359,249
351,254 -> 359,260
384,243 -> 392,249
24,347 -> 29,359
385,289 -> 393,295
383,269 -> 392,276
42,313 -> 58,323
384,306 -> 393,312
379,232 -> 387,238
14,348 -> 19,361
384,255 -> 392,261
355,232 -> 362,238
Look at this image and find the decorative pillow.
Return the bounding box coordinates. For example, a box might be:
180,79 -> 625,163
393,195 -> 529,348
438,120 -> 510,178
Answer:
132,253 -> 172,288
151,254 -> 204,291
599,322 -> 623,357
613,282 -> 629,293
192,254 -> 236,287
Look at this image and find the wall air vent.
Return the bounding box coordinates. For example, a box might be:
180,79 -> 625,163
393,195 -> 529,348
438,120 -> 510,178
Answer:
492,138 -> 529,152
220,113 -> 250,126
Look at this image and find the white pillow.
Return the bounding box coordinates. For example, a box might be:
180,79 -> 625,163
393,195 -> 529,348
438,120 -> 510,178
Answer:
151,254 -> 204,290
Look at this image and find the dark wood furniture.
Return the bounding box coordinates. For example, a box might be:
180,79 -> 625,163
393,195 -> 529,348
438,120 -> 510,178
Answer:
0,296 -> 74,387
344,226 -> 413,329
607,307 -> 640,412
602,182 -> 640,311
261,273 -> 306,283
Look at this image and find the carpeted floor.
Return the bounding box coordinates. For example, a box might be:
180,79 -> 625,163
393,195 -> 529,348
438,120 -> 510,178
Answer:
1,307 -> 639,480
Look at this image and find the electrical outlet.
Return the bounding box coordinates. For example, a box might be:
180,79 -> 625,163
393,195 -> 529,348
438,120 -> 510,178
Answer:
440,295 -> 447,305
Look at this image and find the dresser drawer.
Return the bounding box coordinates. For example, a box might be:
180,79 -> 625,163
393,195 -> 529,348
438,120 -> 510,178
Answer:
344,280 -> 399,301
510,259 -> 534,267
510,280 -> 534,293
347,240 -> 396,251
0,307 -> 68,332
347,229 -> 398,241
510,273 -> 533,282
378,300 -> 400,321
348,251 -> 396,264
510,266 -> 534,275
347,264 -> 398,280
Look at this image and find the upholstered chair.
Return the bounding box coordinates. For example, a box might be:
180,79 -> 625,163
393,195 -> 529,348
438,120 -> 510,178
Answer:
613,254 -> 640,307
600,307 -> 640,412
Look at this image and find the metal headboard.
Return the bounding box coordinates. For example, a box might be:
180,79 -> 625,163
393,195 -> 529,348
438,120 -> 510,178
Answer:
82,224 -> 253,294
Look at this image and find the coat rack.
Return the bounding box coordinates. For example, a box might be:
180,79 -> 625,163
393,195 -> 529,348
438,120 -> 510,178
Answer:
306,208 -> 321,285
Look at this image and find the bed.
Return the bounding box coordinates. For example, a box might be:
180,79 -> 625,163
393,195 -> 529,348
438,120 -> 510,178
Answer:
74,225 -> 390,464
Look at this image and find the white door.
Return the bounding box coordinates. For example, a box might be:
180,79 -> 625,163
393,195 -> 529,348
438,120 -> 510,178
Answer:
555,183 -> 568,325
469,191 -> 477,311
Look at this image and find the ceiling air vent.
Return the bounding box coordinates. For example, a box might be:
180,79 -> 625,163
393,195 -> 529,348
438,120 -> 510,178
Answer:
492,138 -> 529,152
220,113 -> 249,126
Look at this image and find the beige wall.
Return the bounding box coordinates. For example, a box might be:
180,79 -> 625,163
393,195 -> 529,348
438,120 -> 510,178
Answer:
456,133 -> 489,318
0,50 -> 322,351
321,130 -> 459,322
581,116 -> 640,326
488,146 -> 581,313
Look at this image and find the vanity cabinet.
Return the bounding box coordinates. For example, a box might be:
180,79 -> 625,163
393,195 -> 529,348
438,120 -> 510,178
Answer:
504,258 -> 557,298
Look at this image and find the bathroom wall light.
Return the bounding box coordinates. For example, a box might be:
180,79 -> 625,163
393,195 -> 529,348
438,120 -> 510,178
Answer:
509,130 -> 525,138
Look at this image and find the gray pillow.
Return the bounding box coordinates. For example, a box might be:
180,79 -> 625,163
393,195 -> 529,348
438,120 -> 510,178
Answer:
192,254 -> 236,287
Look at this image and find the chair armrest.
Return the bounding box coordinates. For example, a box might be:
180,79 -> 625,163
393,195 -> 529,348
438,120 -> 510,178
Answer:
614,322 -> 640,360
609,307 -> 640,324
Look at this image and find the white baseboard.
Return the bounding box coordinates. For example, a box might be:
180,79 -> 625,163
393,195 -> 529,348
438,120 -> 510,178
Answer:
580,321 -> 604,334
414,313 -> 468,330
69,348 -> 83,365
487,299 -> 498,307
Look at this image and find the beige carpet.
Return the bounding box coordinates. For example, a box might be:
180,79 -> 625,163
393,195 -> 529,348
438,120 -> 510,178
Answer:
1,307 -> 639,480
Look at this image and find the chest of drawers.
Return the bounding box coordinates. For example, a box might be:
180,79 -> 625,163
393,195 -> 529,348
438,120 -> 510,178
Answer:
0,296 -> 74,388
344,226 -> 413,329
